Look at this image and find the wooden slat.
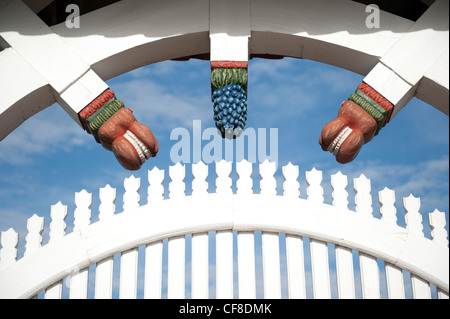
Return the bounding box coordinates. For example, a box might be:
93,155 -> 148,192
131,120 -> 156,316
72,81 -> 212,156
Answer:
119,248 -> 138,298
237,231 -> 256,298
191,232 -> 209,298
310,239 -> 331,298
354,175 -> 380,299
94,185 -> 116,299
335,246 -> 355,299
262,232 -> 281,298
144,167 -> 165,299
167,236 -> 186,298
379,188 -> 405,299
45,202 -> 67,299
285,235 -> 306,298
331,172 -> 355,299
144,241 -> 163,299
69,190 -> 92,299
215,230 -> 234,298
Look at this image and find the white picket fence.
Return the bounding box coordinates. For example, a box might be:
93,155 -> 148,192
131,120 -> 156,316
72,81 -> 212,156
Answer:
0,160 -> 448,299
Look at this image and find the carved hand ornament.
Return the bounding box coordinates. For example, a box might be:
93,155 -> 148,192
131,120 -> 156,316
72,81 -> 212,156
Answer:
78,89 -> 158,170
319,82 -> 393,163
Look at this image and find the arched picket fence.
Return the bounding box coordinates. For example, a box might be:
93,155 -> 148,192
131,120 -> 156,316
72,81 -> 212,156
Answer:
0,160 -> 448,299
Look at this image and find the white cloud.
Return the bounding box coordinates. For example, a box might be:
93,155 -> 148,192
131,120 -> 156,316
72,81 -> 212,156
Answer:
0,104 -> 91,165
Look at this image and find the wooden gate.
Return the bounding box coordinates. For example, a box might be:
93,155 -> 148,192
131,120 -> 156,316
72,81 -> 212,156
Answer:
0,160 -> 448,299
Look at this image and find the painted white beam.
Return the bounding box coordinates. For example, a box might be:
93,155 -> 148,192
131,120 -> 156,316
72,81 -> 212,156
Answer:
0,0 -> 89,94
416,46 -> 449,115
0,0 -> 447,141
364,0 -> 449,118
209,0 -> 250,62
0,48 -> 54,141
380,0 -> 449,87
0,0 -> 110,125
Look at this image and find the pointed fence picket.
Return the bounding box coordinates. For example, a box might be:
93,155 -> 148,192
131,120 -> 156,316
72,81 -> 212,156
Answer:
0,160 -> 448,299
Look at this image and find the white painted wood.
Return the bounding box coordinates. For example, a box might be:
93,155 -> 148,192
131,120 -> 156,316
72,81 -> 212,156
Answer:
380,0 -> 449,86
214,161 -> 234,299
45,202 -> 67,299
94,185 -> 116,299
24,214 -> 44,257
167,236 -> 185,299
403,195 -> 431,299
147,167 -> 165,203
191,161 -> 209,299
378,188 -> 405,299
259,161 -> 281,298
120,177 -> 140,299
306,168 -> 330,298
331,172 -> 355,299
335,246 -> 354,299
119,248 -> 139,299
0,0 -> 108,125
237,231 -> 256,299
69,190 -> 92,299
0,228 -> 18,271
262,233 -> 281,299
144,241 -> 163,299
209,0 -> 250,62
0,0 -> 89,94
0,0 -> 447,143
144,168 -> 164,299
285,235 -> 306,299
167,163 -> 186,299
57,70 -> 108,124
235,160 -> 256,299
429,209 -> 449,248
282,162 -> 300,198
192,233 -> 209,299
0,162 -> 448,299
282,163 -> 306,299
215,231 -> 233,299
354,175 -> 380,299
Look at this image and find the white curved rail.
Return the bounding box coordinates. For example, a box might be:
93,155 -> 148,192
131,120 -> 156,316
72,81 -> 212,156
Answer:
0,161 -> 448,299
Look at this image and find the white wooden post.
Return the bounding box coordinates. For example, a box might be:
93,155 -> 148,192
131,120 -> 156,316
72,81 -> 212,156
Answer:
428,209 -> 449,299
167,163 -> 186,299
24,214 -> 44,256
260,160 -> 281,299
331,171 -> 355,299
69,190 -> 92,299
379,187 -> 405,299
216,160 -> 234,299
354,174 -> 380,299
306,168 -> 331,299
144,167 -> 165,299
45,202 -> 67,299
120,176 -> 140,299
236,160 -> 256,299
403,195 -> 431,299
283,163 -> 306,299
191,161 -> 209,299
0,228 -> 18,271
95,185 -> 116,299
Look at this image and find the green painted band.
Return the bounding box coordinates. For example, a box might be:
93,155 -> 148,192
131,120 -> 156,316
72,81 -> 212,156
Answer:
87,98 -> 124,142
211,68 -> 248,90
348,93 -> 384,135
355,90 -> 387,121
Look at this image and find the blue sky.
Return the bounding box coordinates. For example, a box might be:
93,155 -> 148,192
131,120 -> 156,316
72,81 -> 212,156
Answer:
0,57 -> 448,298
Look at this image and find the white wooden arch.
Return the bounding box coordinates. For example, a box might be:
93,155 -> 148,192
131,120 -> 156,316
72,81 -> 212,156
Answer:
0,160 -> 448,299
0,0 -> 448,141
